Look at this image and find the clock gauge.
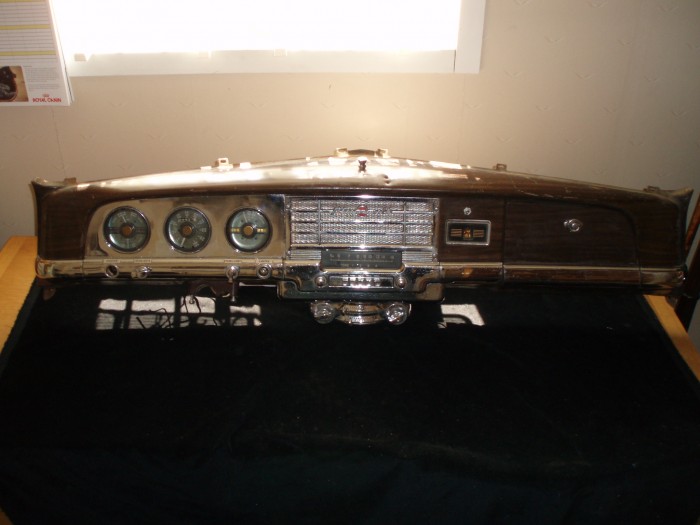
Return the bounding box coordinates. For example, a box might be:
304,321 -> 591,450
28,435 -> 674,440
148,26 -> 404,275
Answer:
165,207 -> 211,253
103,207 -> 150,253
227,209 -> 271,252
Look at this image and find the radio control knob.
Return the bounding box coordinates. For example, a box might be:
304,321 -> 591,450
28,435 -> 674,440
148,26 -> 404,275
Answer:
384,303 -> 411,325
315,275 -> 328,288
311,302 -> 337,324
395,275 -> 407,289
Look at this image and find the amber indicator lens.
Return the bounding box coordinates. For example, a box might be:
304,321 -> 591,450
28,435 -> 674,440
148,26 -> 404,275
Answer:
445,220 -> 491,246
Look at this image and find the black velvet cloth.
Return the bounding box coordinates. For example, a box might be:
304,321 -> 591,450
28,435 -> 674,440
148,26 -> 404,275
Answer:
0,283 -> 699,524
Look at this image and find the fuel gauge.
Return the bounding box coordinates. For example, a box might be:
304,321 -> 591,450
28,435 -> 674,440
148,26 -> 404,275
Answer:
227,208 -> 271,252
103,207 -> 150,253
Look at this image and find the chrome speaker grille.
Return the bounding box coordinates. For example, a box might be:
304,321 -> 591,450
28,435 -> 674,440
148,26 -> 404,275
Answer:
289,197 -> 437,249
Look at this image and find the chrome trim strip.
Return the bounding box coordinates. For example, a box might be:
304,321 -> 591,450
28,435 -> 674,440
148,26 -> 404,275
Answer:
36,256 -> 682,294
503,264 -> 684,290
504,264 -> 641,284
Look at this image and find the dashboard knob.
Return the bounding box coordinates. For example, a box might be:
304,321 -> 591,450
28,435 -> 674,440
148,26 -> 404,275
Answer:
311,302 -> 337,324
256,264 -> 271,279
133,266 -> 150,279
564,218 -> 583,233
105,264 -> 119,278
225,265 -> 240,281
384,303 -> 411,325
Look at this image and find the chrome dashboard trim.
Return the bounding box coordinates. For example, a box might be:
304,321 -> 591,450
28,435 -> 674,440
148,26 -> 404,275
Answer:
287,196 -> 438,250
36,256 -> 685,295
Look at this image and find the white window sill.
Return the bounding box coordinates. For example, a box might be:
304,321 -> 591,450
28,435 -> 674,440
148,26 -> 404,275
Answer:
65,49 -> 478,76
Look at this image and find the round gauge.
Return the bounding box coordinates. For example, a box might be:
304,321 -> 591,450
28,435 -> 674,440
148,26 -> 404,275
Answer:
165,207 -> 211,253
103,207 -> 150,253
226,209 -> 271,252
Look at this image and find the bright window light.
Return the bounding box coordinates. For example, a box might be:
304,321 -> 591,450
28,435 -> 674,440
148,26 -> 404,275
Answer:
54,1 -> 461,54
51,0 -> 485,74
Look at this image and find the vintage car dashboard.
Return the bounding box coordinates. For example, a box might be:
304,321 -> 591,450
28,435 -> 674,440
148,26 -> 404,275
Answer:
32,149 -> 691,325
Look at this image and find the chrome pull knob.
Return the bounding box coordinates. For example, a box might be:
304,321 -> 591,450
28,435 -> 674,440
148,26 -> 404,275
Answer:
564,218 -> 583,233
225,265 -> 240,281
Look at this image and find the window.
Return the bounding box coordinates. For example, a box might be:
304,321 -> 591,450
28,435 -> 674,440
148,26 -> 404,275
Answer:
51,0 -> 485,75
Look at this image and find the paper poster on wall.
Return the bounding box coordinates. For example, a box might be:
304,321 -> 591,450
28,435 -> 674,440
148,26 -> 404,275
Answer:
0,0 -> 72,106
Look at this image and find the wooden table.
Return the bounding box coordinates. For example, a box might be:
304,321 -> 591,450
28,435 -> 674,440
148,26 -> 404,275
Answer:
0,237 -> 35,525
0,237 -> 37,354
647,294 -> 700,382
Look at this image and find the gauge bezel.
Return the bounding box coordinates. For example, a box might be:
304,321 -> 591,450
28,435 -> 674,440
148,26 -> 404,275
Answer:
226,207 -> 272,253
164,206 -> 212,253
102,206 -> 151,253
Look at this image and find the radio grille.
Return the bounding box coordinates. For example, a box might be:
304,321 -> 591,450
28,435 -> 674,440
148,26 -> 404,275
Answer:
289,197 -> 437,249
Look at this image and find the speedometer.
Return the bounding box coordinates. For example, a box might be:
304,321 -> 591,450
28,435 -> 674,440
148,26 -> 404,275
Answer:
165,207 -> 211,253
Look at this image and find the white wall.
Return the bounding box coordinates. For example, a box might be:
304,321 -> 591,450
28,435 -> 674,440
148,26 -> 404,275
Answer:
1,0 -> 699,340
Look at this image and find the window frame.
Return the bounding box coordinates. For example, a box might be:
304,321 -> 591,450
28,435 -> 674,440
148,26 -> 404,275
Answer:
57,0 -> 485,76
